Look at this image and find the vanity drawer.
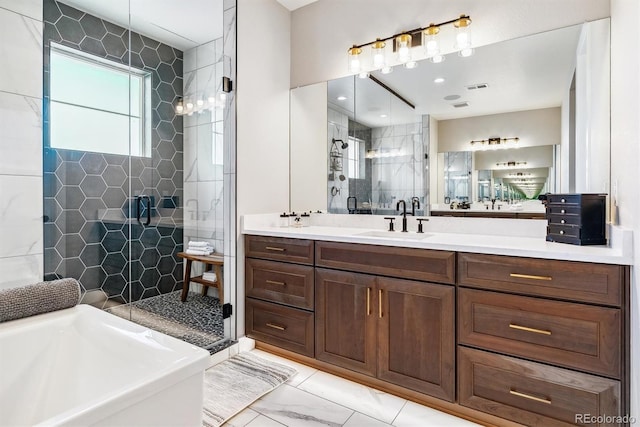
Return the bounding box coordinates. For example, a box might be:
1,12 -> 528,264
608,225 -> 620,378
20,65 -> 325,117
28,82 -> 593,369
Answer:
245,298 -> 314,357
316,241 -> 455,284
245,235 -> 314,265
546,224 -> 580,238
547,214 -> 581,226
246,258 -> 314,310
546,194 -> 582,205
457,253 -> 623,306
458,288 -> 621,378
458,347 -> 621,427
546,204 -> 582,216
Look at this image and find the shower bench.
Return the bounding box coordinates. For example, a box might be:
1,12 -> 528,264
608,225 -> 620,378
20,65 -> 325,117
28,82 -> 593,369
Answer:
177,252 -> 224,303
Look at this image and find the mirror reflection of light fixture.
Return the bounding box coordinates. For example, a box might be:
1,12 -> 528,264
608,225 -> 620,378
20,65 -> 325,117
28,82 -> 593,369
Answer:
470,136 -> 519,150
496,161 -> 528,168
346,14 -> 472,75
175,77 -> 232,115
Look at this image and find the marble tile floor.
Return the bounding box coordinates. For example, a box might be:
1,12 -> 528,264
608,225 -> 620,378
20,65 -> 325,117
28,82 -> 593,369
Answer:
224,349 -> 481,427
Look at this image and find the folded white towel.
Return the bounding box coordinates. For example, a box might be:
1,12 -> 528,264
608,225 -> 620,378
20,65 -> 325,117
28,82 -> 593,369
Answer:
188,241 -> 212,248
186,248 -> 213,256
203,272 -> 217,282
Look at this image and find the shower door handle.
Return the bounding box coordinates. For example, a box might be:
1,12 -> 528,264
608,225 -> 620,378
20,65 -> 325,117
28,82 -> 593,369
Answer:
136,195 -> 152,226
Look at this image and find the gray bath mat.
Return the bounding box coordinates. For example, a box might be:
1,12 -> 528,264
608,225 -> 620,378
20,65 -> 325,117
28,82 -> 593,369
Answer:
203,352 -> 297,427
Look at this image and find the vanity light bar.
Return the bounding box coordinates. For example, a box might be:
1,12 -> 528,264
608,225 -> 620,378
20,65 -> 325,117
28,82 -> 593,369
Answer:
347,14 -> 472,74
470,137 -> 519,147
496,161 -> 528,168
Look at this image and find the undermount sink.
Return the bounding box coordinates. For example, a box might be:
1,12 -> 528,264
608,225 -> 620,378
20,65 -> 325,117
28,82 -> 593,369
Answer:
355,230 -> 432,240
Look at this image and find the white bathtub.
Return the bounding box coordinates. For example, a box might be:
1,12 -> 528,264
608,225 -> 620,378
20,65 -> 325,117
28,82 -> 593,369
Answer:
0,304 -> 210,426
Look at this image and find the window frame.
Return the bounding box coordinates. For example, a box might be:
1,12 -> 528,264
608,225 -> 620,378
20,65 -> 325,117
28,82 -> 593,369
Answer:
48,42 -> 151,157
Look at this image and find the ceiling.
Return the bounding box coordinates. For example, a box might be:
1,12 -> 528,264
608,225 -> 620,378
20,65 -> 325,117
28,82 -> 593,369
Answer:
60,0 -> 224,50
276,0 -> 319,11
328,23 -> 582,128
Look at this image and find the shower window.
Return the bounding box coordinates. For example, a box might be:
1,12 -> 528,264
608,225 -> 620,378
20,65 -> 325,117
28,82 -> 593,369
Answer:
347,136 -> 365,179
49,43 -> 151,157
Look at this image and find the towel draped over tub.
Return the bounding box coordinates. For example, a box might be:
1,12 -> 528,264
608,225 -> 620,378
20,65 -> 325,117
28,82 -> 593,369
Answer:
0,278 -> 81,322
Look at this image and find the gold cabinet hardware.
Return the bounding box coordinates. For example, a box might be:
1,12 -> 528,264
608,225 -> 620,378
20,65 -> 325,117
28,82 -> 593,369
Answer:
378,289 -> 383,318
509,323 -> 552,335
265,246 -> 285,252
510,273 -> 552,281
266,323 -> 286,331
266,280 -> 285,286
366,287 -> 371,316
509,389 -> 552,404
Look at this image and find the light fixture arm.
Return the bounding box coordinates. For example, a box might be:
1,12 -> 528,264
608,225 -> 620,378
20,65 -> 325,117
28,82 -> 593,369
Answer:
348,15 -> 471,51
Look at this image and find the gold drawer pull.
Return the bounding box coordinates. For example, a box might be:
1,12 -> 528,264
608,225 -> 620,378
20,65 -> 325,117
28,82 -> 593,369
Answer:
266,323 -> 286,331
509,323 -> 552,335
509,389 -> 552,404
379,289 -> 383,318
266,280 -> 286,286
366,287 -> 371,316
510,273 -> 552,281
265,246 -> 286,252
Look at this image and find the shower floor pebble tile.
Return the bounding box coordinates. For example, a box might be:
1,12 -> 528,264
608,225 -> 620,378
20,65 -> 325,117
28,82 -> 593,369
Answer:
223,350 -> 481,427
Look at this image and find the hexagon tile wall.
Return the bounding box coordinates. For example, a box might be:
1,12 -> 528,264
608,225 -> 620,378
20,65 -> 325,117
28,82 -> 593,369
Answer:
42,0 -> 184,304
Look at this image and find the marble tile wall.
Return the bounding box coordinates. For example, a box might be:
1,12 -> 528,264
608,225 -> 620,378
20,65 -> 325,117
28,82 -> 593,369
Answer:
0,1 -> 44,290
371,122 -> 424,209
327,108 -> 349,213
42,0 -> 184,303
183,36 -> 225,279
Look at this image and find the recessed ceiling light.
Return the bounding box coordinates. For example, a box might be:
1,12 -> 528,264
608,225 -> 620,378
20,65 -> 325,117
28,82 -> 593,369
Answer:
337,96 -> 347,101
434,77 -> 445,83
380,114 -> 388,118
444,94 -> 461,101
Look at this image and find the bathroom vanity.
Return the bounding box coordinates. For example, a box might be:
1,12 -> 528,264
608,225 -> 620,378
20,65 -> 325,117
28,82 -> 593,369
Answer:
242,214 -> 631,427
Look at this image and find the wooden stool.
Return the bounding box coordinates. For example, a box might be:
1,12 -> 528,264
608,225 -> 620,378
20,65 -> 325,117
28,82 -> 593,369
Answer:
177,252 -> 224,303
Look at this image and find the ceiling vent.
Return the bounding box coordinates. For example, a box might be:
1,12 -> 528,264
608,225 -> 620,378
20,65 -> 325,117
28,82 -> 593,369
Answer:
452,102 -> 469,108
466,83 -> 489,90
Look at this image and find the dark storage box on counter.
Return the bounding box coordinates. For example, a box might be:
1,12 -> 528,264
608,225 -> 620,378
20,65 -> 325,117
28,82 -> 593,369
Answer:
544,193 -> 607,245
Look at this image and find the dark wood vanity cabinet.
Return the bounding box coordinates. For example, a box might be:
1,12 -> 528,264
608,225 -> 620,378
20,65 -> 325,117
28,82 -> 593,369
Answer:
314,242 -> 456,401
245,235 -> 630,426
245,235 -> 315,357
315,268 -> 456,401
457,253 -> 629,426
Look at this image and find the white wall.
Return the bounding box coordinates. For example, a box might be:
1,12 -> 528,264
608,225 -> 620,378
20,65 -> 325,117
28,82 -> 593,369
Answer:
290,82 -> 327,212
574,18 -> 611,194
236,0 -> 291,334
437,108 -> 561,153
290,0 -> 610,87
0,1 -> 44,290
610,0 -> 640,419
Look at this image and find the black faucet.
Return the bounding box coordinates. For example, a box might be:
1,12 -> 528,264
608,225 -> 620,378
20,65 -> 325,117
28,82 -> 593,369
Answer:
411,197 -> 420,216
491,198 -> 496,210
396,200 -> 408,232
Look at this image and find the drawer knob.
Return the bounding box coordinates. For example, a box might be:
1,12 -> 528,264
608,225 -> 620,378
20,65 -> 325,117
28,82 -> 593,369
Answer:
265,246 -> 286,252
510,389 -> 552,404
560,219 -> 565,224
560,209 -> 565,214
560,230 -> 565,235
561,198 -> 566,203
266,322 -> 286,331
266,280 -> 286,286
509,273 -> 552,281
509,323 -> 552,335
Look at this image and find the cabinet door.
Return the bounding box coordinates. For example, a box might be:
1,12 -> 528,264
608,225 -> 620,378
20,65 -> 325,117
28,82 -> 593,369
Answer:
315,268 -> 377,376
377,277 -> 455,402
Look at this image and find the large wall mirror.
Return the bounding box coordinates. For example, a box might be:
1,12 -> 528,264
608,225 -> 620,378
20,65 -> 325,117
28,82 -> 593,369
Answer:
290,18 -> 611,218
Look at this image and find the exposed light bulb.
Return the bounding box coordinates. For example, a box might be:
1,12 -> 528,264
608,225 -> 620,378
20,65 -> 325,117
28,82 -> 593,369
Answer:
347,46 -> 363,74
395,34 -> 412,64
372,39 -> 386,69
459,47 -> 474,57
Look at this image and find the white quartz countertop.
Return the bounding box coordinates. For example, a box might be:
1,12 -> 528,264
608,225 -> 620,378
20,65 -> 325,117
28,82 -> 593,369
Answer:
242,214 -> 633,265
